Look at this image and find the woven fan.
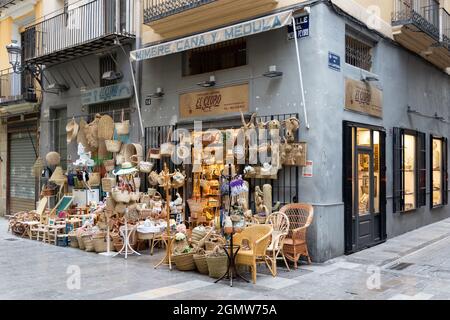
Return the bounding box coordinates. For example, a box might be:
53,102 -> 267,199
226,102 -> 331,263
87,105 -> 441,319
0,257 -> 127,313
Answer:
98,115 -> 114,159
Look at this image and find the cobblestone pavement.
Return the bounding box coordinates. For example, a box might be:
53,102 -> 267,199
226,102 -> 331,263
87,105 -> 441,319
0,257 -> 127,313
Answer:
2,217 -> 450,300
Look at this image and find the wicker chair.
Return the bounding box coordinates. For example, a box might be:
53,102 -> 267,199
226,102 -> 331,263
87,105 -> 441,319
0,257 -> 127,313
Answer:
280,203 -> 314,269
233,224 -> 273,284
265,212 -> 290,276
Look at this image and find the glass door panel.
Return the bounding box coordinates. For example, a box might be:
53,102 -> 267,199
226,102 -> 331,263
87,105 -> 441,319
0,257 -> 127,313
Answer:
357,152 -> 371,216
404,134 -> 416,211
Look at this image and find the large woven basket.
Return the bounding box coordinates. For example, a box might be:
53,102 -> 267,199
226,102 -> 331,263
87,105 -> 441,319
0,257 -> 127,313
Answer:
68,234 -> 79,248
89,173 -> 101,187
172,252 -> 196,271
77,234 -> 86,250
105,140 -> 122,153
206,254 -> 228,279
82,234 -> 95,252
93,237 -> 112,253
102,177 -> 116,193
193,254 -> 209,275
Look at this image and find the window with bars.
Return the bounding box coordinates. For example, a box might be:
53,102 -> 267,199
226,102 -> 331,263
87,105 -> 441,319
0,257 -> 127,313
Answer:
100,53 -> 118,87
182,38 -> 247,76
393,128 -> 427,213
345,33 -> 374,71
88,100 -> 130,122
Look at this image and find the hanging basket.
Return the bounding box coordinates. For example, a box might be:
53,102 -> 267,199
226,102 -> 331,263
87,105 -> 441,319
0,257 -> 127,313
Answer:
105,140 -> 122,153
102,176 -> 116,193
104,159 -> 115,172
172,252 -> 196,271
89,172 -> 101,187
115,109 -> 129,135
112,188 -> 131,203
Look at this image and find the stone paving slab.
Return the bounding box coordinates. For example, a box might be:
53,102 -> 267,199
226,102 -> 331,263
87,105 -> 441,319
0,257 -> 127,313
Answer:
2,217 -> 450,300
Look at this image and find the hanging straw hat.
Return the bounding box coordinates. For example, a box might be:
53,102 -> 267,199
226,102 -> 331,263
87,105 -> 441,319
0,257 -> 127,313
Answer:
113,162 -> 138,176
46,151 -> 61,166
66,118 -> 79,144
49,166 -> 66,186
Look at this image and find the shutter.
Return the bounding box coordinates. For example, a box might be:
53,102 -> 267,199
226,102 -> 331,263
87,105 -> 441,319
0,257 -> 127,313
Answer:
443,138 -> 448,206
9,132 -> 37,214
343,122 -> 354,253
379,130 -> 387,240
417,131 -> 426,208
393,128 -> 404,213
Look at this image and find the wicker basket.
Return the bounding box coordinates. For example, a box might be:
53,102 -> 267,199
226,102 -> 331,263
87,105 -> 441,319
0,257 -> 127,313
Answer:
82,234 -> 95,252
93,237 -> 112,253
187,199 -> 207,216
193,253 -> 209,275
42,186 -> 56,197
206,254 -> 228,279
77,234 -> 86,250
68,234 -> 79,248
172,252 -> 196,271
130,191 -> 140,202
102,177 -> 116,193
89,172 -> 101,187
105,140 -> 122,153
112,189 -> 131,203
104,159 -> 115,172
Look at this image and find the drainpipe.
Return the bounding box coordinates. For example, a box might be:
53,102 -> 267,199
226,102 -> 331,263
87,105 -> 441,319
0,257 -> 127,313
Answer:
116,0 -> 121,33
132,0 -> 145,138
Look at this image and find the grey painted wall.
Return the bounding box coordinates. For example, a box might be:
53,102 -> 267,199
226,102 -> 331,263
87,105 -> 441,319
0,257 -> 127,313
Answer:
39,44 -> 140,163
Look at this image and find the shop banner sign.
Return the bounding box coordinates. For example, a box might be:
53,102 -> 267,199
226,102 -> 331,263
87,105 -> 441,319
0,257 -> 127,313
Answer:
287,15 -> 310,40
345,78 -> 383,118
180,84 -> 249,119
130,11 -> 293,61
81,82 -> 133,105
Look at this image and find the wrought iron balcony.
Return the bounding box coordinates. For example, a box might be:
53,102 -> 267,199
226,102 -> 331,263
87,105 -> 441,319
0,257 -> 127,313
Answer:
144,0 -> 218,24
441,8 -> 450,50
22,0 -> 135,66
392,0 -> 440,40
0,0 -> 17,10
392,0 -> 450,71
0,68 -> 37,105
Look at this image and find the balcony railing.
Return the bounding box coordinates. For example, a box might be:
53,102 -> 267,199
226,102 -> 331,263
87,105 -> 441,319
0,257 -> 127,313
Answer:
0,68 -> 37,105
392,0 -> 440,40
23,0 -> 135,64
441,8 -> 450,49
144,0 -> 217,24
0,0 -> 16,9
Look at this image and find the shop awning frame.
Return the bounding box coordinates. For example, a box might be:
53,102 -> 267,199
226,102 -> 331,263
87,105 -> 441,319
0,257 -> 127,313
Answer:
129,9 -> 310,137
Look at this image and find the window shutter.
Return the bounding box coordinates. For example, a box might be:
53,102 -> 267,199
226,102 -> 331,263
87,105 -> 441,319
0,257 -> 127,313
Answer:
444,138 -> 448,206
393,128 -> 404,213
417,132 -> 427,208
379,130 -> 387,240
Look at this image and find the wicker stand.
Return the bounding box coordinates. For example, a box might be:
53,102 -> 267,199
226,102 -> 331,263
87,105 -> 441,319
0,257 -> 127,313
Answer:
154,163 -> 175,270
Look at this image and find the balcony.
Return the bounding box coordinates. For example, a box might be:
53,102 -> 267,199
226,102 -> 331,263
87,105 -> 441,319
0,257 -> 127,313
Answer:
0,0 -> 17,10
143,0 -> 278,38
22,0 -> 135,66
0,68 -> 37,106
392,0 -> 450,70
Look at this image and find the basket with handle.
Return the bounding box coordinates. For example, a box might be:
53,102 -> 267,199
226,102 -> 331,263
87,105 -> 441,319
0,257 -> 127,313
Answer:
104,159 -> 115,172
206,246 -> 228,278
172,252 -> 196,271
193,248 -> 209,275
115,109 -> 129,135
102,175 -> 116,193
160,127 -> 174,157
105,140 -> 122,153
68,231 -> 79,248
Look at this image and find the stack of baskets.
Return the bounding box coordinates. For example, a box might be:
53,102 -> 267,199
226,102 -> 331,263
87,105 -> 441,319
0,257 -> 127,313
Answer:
68,230 -> 79,248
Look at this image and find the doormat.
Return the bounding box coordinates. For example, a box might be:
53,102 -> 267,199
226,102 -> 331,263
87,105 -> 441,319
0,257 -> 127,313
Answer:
388,262 -> 414,271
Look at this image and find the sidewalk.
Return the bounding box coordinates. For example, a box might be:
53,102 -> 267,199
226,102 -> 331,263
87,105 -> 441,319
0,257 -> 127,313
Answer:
1,217 -> 450,300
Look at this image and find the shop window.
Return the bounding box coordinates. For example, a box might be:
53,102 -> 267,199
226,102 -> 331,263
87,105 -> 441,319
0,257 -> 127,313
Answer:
393,128 -> 426,213
430,136 -> 448,208
345,30 -> 374,71
182,38 -> 247,76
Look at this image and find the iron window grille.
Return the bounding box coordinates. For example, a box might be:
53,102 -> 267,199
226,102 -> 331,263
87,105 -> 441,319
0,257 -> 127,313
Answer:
345,34 -> 373,71
100,53 -> 118,87
144,0 -> 218,25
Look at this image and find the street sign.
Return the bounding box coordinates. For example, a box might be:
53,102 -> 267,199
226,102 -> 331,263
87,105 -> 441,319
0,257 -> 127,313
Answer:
328,52 -> 341,72
287,15 -> 310,40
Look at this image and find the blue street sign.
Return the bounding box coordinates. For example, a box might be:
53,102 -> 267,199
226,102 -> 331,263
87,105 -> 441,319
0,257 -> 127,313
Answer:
287,15 -> 310,40
328,52 -> 341,72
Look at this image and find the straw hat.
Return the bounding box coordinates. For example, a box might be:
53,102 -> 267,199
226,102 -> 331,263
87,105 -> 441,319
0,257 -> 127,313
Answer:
77,119 -> 89,149
49,166 -> 66,186
46,151 -> 61,166
113,162 -> 138,176
66,118 -> 79,144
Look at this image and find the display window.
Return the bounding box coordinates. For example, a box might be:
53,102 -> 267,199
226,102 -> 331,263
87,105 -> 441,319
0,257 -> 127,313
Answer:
430,136 -> 448,208
393,128 -> 426,213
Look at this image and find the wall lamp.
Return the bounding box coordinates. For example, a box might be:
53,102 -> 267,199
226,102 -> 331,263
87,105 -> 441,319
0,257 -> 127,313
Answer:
6,40 -> 44,89
197,75 -> 216,88
148,87 -> 165,98
361,75 -> 379,82
263,65 -> 283,78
